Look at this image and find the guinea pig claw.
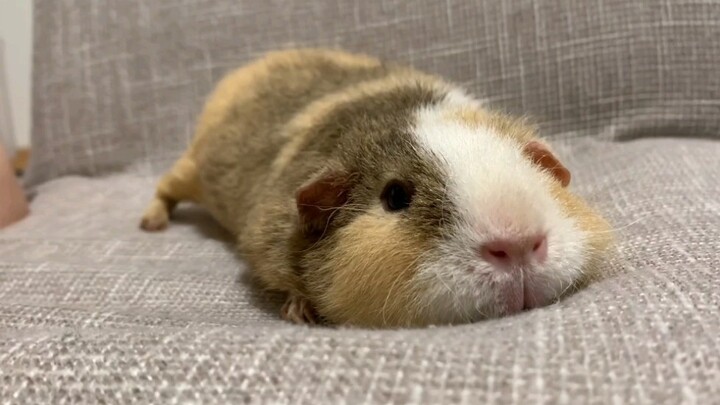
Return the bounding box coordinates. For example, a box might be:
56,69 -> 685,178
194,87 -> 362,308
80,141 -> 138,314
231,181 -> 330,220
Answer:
281,295 -> 318,325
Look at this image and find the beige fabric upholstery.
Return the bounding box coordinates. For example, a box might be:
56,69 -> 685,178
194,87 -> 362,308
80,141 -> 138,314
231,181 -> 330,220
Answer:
26,0 -> 720,185
4,137 -> 720,402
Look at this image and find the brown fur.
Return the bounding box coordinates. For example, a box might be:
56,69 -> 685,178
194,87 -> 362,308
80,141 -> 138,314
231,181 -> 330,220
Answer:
140,48 -> 612,328
141,48 -> 450,301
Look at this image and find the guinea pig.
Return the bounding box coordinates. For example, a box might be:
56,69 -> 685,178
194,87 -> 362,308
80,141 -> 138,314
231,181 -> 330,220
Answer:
140,48 -> 612,328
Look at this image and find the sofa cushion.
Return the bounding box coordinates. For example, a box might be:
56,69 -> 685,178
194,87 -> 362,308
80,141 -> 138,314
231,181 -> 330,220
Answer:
27,0 -> 720,186
2,137 -> 719,402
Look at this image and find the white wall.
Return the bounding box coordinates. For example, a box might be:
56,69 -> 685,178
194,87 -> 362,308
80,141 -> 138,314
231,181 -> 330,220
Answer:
0,0 -> 32,148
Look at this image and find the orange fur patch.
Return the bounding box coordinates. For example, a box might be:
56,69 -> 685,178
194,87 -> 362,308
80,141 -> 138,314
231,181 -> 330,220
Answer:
310,209 -> 430,327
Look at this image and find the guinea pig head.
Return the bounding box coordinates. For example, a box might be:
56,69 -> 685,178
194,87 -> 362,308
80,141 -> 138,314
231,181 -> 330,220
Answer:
293,97 -> 611,328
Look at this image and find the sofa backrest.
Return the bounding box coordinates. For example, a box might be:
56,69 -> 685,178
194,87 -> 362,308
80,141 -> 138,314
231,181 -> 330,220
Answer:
27,0 -> 720,186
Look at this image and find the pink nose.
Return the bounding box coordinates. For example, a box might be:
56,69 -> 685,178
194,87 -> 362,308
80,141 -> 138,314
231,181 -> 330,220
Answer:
479,234 -> 548,268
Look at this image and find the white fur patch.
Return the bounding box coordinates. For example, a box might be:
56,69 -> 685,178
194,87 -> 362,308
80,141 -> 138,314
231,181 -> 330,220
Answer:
409,91 -> 588,323
442,88 -> 486,109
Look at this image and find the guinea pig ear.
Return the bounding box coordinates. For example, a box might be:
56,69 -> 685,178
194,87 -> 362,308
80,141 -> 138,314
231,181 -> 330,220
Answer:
295,167 -> 355,235
523,140 -> 571,187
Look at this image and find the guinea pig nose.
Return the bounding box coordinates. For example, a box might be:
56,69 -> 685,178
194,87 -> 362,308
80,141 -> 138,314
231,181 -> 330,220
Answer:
479,234 -> 548,268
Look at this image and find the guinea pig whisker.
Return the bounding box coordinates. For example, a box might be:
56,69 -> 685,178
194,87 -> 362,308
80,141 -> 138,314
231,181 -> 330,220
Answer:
557,279 -> 581,300
433,267 -> 470,322
452,271 -> 477,323
471,293 -> 489,321
588,214 -> 649,235
299,206 -> 345,252
297,203 -> 366,213
381,251 -> 429,325
398,252 -> 442,322
439,181 -> 450,229
296,203 -> 384,253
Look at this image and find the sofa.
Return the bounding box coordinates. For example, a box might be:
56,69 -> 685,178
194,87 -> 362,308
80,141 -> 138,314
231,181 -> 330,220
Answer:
2,1 -> 719,402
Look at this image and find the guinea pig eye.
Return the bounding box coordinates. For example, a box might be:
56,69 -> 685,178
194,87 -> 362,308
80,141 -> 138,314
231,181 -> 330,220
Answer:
380,180 -> 414,212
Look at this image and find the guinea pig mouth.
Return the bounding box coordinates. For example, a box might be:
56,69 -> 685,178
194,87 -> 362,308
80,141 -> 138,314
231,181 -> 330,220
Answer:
496,276 -> 549,315
498,281 -> 526,314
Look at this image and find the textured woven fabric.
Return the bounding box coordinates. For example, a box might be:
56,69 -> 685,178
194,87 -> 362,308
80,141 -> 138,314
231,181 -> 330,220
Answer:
10,0 -> 720,402
27,0 -> 720,185
2,138 -> 719,403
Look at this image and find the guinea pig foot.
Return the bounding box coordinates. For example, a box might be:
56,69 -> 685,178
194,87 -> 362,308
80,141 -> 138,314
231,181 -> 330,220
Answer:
140,200 -> 170,232
140,215 -> 168,232
280,295 -> 318,325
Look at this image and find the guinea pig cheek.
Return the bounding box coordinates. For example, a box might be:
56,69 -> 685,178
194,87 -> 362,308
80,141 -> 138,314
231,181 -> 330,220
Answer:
308,209 -> 433,327
513,182 -> 602,310
548,182 -> 614,283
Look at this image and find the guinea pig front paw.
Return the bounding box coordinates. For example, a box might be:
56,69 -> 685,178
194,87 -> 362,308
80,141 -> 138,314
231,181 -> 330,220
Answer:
280,295 -> 318,325
140,199 -> 171,232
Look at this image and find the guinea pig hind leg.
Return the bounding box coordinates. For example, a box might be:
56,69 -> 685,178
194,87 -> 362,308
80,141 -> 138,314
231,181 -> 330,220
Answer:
140,156 -> 201,232
280,294 -> 318,325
